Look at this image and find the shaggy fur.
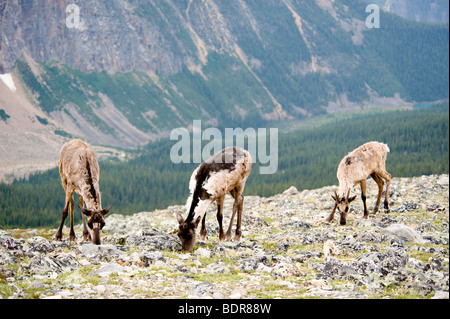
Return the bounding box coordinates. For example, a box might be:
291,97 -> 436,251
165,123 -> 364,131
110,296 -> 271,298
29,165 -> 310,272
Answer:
327,141 -> 391,225
177,147 -> 252,252
55,139 -> 111,244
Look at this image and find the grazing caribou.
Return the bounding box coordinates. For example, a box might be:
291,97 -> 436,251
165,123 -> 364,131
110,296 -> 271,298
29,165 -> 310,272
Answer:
55,139 -> 112,244
327,141 -> 391,225
177,147 -> 252,252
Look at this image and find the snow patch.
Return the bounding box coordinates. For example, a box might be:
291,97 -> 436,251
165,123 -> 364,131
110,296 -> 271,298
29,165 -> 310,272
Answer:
0,73 -> 16,92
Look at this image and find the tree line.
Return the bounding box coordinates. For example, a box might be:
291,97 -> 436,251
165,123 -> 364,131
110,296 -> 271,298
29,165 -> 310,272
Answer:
0,102 -> 448,229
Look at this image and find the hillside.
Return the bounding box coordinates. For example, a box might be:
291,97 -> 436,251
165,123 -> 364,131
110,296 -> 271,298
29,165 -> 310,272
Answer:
0,0 -> 448,170
0,174 -> 448,300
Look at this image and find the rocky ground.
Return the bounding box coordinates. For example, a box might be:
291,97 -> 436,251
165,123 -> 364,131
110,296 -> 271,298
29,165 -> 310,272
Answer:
0,174 -> 448,299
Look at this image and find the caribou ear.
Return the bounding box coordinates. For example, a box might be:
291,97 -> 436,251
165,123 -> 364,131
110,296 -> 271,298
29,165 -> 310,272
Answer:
177,213 -> 184,224
348,195 -> 357,203
78,205 -> 92,217
101,205 -> 113,216
193,215 -> 202,228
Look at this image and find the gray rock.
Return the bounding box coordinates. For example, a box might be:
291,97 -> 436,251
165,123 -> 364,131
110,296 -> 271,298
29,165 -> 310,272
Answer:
78,243 -> 122,258
356,231 -> 381,243
306,287 -> 366,299
1,235 -> 23,251
140,251 -> 165,266
229,288 -> 247,299
292,250 -> 322,263
339,265 -> 358,277
141,227 -> 164,236
282,186 -> 299,195
126,234 -> 181,251
382,224 -> 426,244
431,291 -> 449,299
0,251 -> 18,265
28,281 -> 44,289
0,268 -> 16,279
205,261 -> 231,274
428,257 -> 444,271
407,257 -> 429,272
25,254 -> 79,275
357,250 -> 409,274
281,220 -> 313,231
189,281 -> 214,297
271,262 -> 301,279
194,248 -> 211,258
426,204 -> 445,212
404,283 -> 435,296
276,242 -> 291,251
391,201 -> 419,213
89,262 -> 123,277
27,237 -> 55,253
239,254 -> 271,272
255,263 -> 273,273
212,291 -> 224,299
436,175 -> 449,187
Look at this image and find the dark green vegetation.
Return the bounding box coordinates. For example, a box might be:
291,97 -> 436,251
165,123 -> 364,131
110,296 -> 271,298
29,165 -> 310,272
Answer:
0,102 -> 448,229
362,10 -> 449,102
0,109 -> 10,122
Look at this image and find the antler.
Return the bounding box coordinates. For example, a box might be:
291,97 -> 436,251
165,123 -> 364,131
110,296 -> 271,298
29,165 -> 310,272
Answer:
332,190 -> 339,202
345,189 -> 351,203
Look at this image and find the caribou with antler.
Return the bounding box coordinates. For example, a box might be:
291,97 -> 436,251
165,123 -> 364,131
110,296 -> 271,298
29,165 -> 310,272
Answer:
55,139 -> 112,244
177,147 -> 252,252
327,141 -> 391,225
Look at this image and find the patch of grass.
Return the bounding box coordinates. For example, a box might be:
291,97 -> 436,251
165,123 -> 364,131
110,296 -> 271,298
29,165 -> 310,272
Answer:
189,272 -> 244,284
408,243 -> 443,263
23,286 -> 45,299
0,281 -> 15,299
133,289 -> 158,296
76,265 -> 101,285
370,284 -> 430,299
261,242 -> 277,251
261,217 -> 277,225
108,273 -> 122,285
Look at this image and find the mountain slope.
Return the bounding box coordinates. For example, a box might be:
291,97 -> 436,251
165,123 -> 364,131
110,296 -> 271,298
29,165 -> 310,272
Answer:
0,0 -> 448,152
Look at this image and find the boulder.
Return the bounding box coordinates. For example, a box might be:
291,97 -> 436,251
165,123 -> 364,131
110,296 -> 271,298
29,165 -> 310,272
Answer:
382,224 -> 426,244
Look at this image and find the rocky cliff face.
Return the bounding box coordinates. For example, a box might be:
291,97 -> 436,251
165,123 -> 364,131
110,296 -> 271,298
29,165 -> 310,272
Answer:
1,0 -> 182,74
1,174 -> 448,299
2,0 -> 448,74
